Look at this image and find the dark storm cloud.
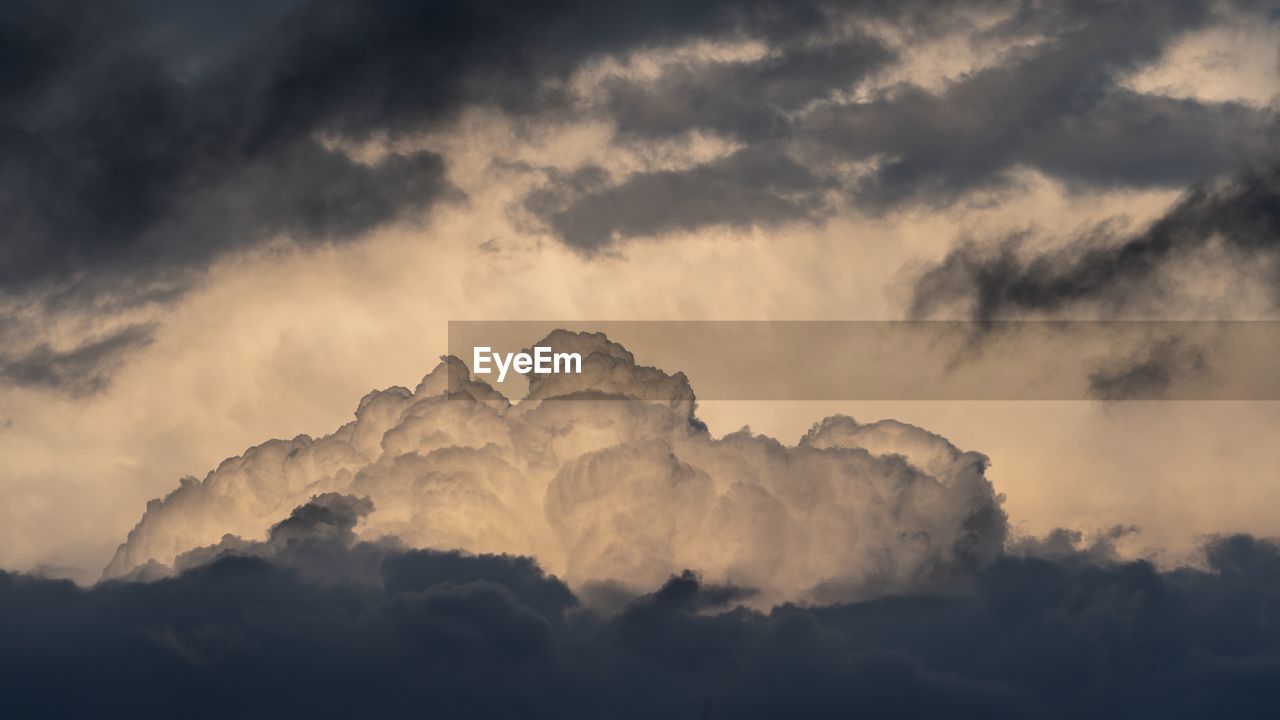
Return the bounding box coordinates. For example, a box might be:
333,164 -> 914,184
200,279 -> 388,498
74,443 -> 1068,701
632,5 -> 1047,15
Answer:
4,0 -> 1273,273
0,0 -> 846,392
4,0 -> 1276,393
0,0 -> 451,295
524,144 -> 834,250
911,164 -> 1280,319
4,493 -> 1280,718
0,0 -> 857,295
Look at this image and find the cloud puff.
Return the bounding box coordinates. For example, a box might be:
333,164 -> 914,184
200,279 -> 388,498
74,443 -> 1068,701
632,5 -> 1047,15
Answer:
7,491 -> 1280,717
104,330 -> 1006,605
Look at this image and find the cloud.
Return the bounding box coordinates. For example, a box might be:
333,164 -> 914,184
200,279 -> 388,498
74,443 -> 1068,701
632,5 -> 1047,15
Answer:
6,491 -> 1280,717
0,1 -> 460,296
1086,336 -> 1209,400
601,32 -> 894,142
524,144 -> 834,250
517,0 -> 1275,249
0,0 -> 861,294
910,163 -> 1280,319
806,0 -> 1274,207
0,322 -> 154,396
103,331 -> 1006,605
4,0 -> 1275,394
1,0 -> 801,391
8,0 -> 1263,280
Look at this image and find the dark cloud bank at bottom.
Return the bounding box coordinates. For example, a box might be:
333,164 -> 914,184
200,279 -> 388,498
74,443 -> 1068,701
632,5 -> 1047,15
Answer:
3,494 -> 1280,719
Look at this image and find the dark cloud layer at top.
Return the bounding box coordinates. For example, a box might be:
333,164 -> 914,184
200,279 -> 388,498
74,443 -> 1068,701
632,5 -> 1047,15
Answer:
0,0 -> 839,392
4,493 -> 1280,718
7,0 -> 1270,282
0,0 -> 866,295
2,0 -> 1276,394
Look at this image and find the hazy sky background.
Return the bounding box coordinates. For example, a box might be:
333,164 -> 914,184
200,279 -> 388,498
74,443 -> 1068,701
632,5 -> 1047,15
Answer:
1,0 -> 1278,583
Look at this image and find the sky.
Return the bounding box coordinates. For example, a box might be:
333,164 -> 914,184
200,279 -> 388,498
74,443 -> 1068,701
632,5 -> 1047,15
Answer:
2,0 -> 1280,716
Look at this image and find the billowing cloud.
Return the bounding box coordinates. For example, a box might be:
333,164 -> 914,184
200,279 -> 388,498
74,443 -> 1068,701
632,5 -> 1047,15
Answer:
104,331 -> 1006,605
6,490 -> 1280,717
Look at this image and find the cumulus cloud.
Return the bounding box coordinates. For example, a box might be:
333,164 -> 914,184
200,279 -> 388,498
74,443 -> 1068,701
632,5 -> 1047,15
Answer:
6,490 -> 1280,717
104,330 -> 1006,605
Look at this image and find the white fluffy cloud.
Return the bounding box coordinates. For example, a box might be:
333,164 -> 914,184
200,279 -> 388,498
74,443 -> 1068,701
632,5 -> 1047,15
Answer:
105,330 -> 1006,604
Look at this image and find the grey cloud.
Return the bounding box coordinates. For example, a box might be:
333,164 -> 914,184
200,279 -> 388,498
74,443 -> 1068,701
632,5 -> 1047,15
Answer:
524,0 -> 1275,249
0,323 -> 153,396
0,0 -> 837,392
526,145 -> 834,250
3,0 -> 1272,355
4,0 -> 1272,271
910,164 -> 1280,319
802,0 -> 1271,209
0,0 -> 850,295
1008,525 -> 1142,564
5,492 -> 1280,717
1086,337 -> 1209,400
604,34 -> 894,142
0,1 -> 454,296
